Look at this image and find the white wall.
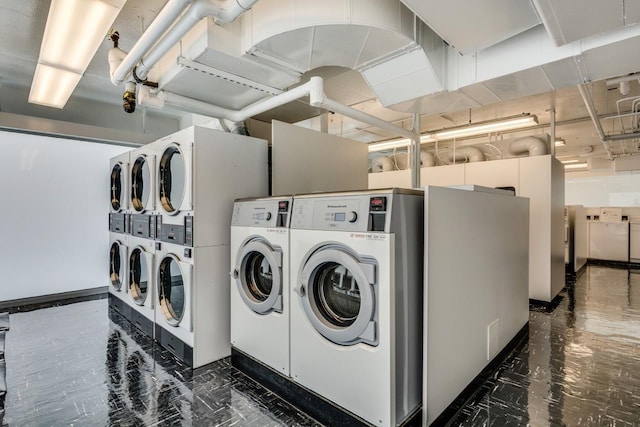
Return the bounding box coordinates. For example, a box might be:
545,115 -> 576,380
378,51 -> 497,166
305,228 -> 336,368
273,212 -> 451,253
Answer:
0,131 -> 129,302
566,172 -> 640,206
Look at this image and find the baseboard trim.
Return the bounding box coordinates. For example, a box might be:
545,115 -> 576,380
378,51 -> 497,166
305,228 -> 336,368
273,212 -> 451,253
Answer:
0,287 -> 108,312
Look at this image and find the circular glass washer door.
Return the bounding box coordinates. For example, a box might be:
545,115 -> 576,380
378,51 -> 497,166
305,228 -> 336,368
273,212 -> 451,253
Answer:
110,241 -> 126,291
158,145 -> 186,215
130,155 -> 152,213
233,238 -> 283,314
129,247 -> 151,306
157,255 -> 187,326
298,246 -> 378,346
110,163 -> 123,212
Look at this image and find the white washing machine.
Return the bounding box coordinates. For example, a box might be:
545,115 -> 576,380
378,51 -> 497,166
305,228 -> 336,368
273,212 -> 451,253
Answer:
109,232 -> 129,315
127,234 -> 156,337
155,241 -> 231,368
153,125 -> 268,249
109,151 -> 131,234
230,196 -> 293,375
289,189 -> 424,427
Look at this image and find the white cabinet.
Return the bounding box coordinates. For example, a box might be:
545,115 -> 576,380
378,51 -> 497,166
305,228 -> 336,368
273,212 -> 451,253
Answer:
368,169 -> 411,189
465,158 -> 519,194
589,222 -> 629,262
421,164 -> 465,187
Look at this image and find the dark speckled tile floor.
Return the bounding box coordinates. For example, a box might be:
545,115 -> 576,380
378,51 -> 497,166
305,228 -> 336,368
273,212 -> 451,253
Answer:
3,265 -> 640,426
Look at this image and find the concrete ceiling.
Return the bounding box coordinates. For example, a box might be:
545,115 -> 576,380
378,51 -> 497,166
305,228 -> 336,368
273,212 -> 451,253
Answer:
0,0 -> 639,165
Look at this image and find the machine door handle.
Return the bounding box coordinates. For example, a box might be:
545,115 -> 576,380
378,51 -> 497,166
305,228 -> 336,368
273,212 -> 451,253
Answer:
295,284 -> 306,297
230,269 -> 239,279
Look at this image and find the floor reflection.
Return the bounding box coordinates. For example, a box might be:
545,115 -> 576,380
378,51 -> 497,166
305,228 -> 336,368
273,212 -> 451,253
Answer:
453,265 -> 640,426
3,301 -> 319,426
4,266 -> 640,426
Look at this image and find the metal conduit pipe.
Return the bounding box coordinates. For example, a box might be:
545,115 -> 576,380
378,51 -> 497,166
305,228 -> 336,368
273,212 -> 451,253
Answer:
136,0 -> 259,81
139,77 -> 418,143
508,136 -> 548,157
110,0 -> 192,86
578,83 -> 614,160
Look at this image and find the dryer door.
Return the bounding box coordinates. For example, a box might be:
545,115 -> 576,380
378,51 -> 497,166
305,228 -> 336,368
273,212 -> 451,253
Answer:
130,154 -> 155,212
298,245 -> 378,346
110,162 -> 125,212
158,143 -> 191,215
157,255 -> 192,330
232,238 -> 283,314
129,247 -> 153,307
110,241 -> 127,291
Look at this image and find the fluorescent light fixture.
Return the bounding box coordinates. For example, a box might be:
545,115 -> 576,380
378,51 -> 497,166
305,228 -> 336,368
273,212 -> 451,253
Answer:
555,138 -> 566,147
368,134 -> 437,152
432,115 -> 538,140
560,159 -> 580,164
29,0 -> 127,108
564,162 -> 588,170
29,64 -> 83,108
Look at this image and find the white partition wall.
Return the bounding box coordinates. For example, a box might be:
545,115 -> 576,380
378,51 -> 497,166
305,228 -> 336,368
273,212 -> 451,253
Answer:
390,154 -> 564,303
424,186 -> 529,425
0,131 -> 130,303
272,120 -> 368,195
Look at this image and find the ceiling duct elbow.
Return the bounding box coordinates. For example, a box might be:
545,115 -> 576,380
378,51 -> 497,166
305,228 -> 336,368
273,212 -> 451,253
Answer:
244,0 -> 446,107
420,151 -> 436,167
508,136 -> 548,157
372,156 -> 395,172
443,146 -> 485,164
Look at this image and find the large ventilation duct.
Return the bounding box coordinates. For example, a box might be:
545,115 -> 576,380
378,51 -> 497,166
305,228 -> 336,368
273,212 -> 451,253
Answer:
243,0 -> 446,108
508,136 -> 548,157
372,156 -> 394,172
442,146 -> 485,164
420,151 -> 436,167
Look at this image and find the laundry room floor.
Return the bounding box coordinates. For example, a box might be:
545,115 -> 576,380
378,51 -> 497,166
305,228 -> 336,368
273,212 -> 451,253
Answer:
3,265 -> 640,426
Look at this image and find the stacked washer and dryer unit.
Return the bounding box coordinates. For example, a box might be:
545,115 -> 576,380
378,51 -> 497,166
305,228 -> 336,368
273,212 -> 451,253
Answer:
230,189 -> 423,427
152,126 -> 268,368
126,144 -> 158,337
109,151 -> 131,316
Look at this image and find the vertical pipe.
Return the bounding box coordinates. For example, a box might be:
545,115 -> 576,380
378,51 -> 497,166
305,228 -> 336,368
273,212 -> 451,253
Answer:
548,108 -> 556,157
411,109 -> 421,188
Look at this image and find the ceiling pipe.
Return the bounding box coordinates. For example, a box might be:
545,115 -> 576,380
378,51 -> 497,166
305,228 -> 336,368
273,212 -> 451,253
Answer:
135,0 -> 259,82
110,0 -> 192,86
139,76 -> 418,142
578,83 -> 614,160
111,0 -> 258,86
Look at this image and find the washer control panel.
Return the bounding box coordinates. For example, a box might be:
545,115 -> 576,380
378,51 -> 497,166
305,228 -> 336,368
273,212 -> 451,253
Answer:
291,194 -> 390,232
232,198 -> 293,228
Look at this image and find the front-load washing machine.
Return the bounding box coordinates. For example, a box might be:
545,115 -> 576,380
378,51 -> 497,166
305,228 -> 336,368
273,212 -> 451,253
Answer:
110,151 -> 131,234
230,196 -> 293,375
109,232 -> 129,315
154,125 -> 268,249
289,189 -> 424,427
155,241 -> 231,368
127,234 -> 155,337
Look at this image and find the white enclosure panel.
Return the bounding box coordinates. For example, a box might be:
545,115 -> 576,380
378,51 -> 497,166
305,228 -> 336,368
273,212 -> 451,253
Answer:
589,222 -> 630,262
630,223 -> 640,262
424,186 -> 529,425
519,155 -> 564,302
573,206 -> 588,271
420,164 -> 465,187
272,121 -> 368,195
368,170 -> 411,189
464,158 -> 520,193
0,131 -> 129,302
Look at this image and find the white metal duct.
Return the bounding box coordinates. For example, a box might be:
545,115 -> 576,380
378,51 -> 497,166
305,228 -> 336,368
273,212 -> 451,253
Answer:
241,0 -> 446,107
533,0 -> 640,47
400,0 -> 541,55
